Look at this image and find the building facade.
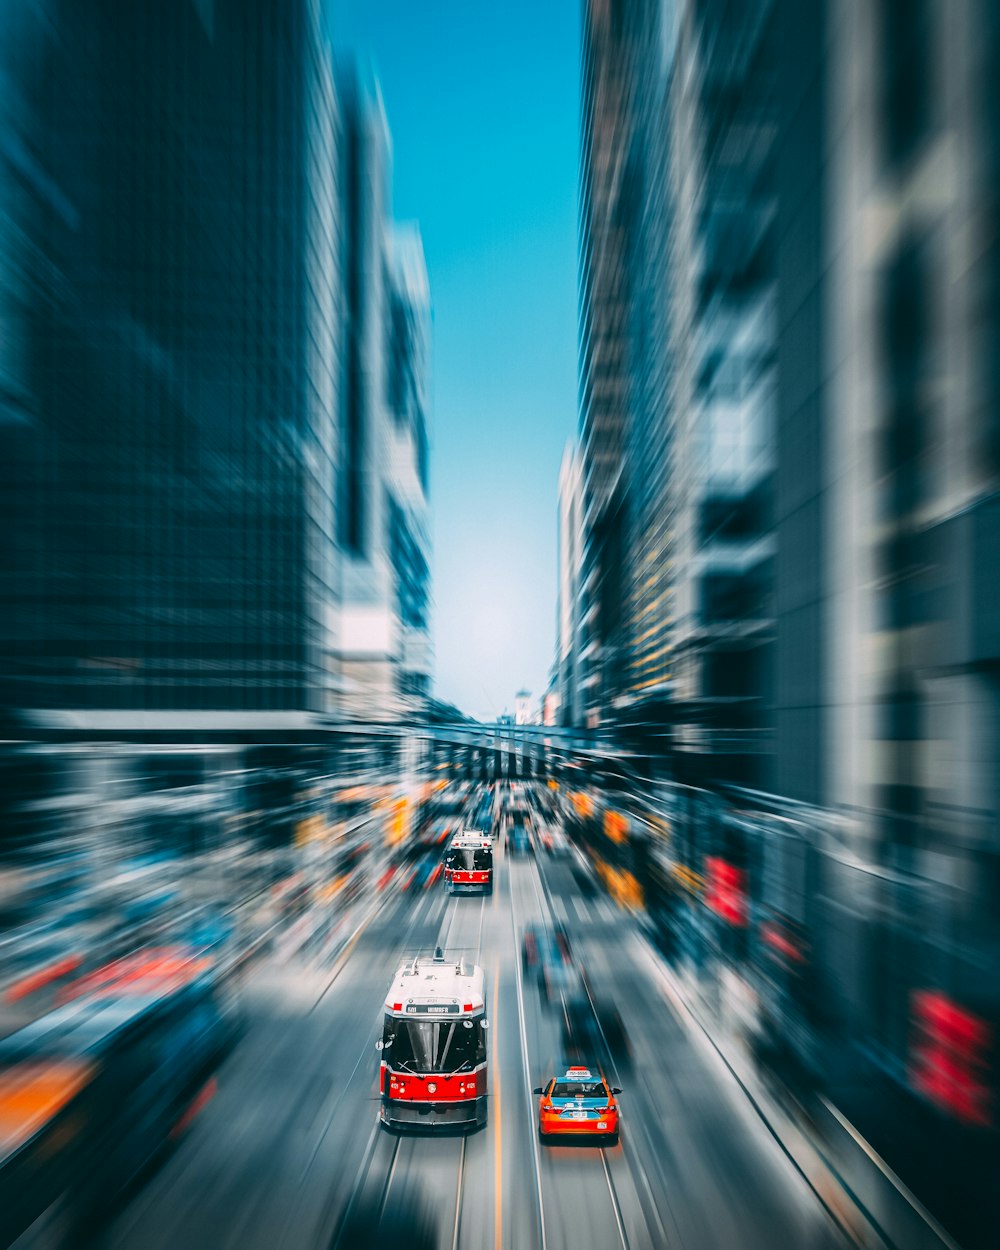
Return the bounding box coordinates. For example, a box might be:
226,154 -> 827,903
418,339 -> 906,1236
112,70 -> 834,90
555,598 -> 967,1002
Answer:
556,442 -> 585,726
573,0 -> 1000,1146
578,0 -> 636,727
335,67 -> 432,719
667,0 -> 777,784
574,0 -> 776,784
0,0 -> 342,726
771,0 -> 1000,1074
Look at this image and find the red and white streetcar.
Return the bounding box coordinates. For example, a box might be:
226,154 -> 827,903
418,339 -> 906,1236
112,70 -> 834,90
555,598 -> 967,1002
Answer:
443,831 -> 493,895
377,949 -> 489,1132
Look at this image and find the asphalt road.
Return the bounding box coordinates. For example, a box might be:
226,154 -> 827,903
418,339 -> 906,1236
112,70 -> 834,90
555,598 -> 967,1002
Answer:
89,825 -> 844,1250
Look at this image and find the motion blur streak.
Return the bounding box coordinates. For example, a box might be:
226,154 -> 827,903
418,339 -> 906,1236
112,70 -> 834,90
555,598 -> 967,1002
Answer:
0,1 -> 998,1250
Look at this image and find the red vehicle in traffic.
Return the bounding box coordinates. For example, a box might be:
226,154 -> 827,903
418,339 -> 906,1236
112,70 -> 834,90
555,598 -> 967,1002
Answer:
378,949 -> 488,1132
443,833 -> 493,896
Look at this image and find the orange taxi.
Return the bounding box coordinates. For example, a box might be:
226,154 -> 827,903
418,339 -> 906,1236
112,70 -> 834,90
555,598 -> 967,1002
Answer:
533,1064 -> 620,1144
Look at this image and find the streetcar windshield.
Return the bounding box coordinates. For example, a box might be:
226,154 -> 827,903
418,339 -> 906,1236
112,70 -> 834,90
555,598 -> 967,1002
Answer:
384,1016 -> 484,1073
446,848 -> 492,871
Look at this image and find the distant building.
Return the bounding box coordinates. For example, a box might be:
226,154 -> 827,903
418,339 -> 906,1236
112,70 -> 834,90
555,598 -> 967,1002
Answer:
556,443 -> 584,725
543,683 -> 562,728
334,66 -> 432,720
385,225 -> 433,703
514,690 -> 533,726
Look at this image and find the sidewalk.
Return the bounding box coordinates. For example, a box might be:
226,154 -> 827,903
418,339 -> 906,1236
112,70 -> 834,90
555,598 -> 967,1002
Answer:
640,922 -> 973,1250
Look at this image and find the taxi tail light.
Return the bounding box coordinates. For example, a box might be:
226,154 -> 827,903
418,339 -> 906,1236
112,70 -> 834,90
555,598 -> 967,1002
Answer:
464,1003 -> 473,1012
392,1002 -> 402,1011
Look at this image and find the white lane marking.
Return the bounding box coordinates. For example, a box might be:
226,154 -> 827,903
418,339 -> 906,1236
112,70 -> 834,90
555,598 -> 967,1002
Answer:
551,895 -> 569,924
572,896 -> 589,922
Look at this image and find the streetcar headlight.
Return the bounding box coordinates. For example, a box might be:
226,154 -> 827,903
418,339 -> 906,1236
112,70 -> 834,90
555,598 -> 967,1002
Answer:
427,1082 -> 437,1094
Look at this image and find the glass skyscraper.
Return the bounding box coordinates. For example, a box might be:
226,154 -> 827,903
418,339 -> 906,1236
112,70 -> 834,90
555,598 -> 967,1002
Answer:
0,0 -> 341,723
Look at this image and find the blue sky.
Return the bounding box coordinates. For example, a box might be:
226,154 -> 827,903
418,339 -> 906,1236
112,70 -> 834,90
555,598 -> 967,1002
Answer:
329,1 -> 580,721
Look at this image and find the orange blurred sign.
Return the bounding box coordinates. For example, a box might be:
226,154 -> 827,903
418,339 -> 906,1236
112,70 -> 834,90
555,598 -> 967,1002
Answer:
570,791 -> 593,818
389,798 -> 409,845
0,1060 -> 92,1154
295,815 -> 326,846
604,810 -> 628,844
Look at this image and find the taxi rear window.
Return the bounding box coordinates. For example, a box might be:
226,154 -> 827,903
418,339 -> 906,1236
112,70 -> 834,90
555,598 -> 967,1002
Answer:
552,1080 -> 605,1098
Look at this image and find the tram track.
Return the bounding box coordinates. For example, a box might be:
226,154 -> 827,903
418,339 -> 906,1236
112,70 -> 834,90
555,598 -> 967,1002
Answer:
523,849 -> 662,1250
509,870 -> 550,1250
316,883 -> 455,1246
599,1147 -> 630,1250
348,888 -> 487,1249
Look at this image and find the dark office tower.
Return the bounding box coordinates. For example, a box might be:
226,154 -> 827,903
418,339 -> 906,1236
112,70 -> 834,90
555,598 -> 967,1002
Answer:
578,0 -> 635,726
0,0 -> 340,724
618,3 -> 676,735
577,0 -> 683,736
664,0 -> 778,787
577,0 -> 775,782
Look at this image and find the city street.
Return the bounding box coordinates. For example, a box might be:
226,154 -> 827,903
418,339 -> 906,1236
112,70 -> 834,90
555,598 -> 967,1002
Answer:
93,828 -> 842,1250
0,2 -> 997,1247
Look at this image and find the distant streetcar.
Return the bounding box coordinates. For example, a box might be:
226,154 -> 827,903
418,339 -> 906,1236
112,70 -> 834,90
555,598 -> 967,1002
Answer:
443,831 -> 493,895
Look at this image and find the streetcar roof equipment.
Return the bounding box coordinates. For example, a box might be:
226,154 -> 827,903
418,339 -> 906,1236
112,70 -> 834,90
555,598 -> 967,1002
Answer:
447,831 -> 491,849
384,952 -> 486,1015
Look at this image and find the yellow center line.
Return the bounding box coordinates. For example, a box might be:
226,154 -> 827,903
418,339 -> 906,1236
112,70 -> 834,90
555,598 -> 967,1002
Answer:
493,970 -> 502,1250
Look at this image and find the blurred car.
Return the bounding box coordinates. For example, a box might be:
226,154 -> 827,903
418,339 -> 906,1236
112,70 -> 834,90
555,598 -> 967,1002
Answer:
521,923 -> 579,1002
506,825 -> 533,857
400,854 -> 441,892
568,852 -> 598,898
0,953 -> 235,1245
533,1064 -> 621,1144
521,922 -> 571,975
471,796 -> 495,838
562,993 -> 632,1074
537,826 -> 570,857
